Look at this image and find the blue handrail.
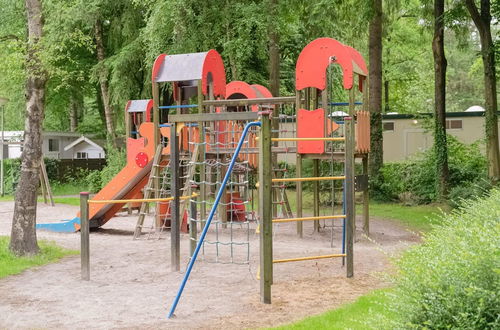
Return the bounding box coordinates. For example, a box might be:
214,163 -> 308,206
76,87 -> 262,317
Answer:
329,102 -> 362,106
167,120 -> 262,318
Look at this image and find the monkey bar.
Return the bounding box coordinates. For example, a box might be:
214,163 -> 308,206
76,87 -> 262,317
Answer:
273,254 -> 346,264
272,215 -> 345,223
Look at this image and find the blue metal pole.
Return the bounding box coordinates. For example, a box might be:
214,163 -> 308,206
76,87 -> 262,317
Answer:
167,121 -> 262,318
329,102 -> 362,106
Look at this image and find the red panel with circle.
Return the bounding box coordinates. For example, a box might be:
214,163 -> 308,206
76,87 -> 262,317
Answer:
135,152 -> 149,168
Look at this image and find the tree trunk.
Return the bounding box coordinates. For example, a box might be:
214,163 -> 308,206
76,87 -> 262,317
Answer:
10,0 -> 47,256
268,0 -> 280,97
384,80 -> 390,112
69,93 -> 81,132
465,0 -> 500,183
432,0 -> 449,200
369,0 -> 383,181
94,19 -> 116,146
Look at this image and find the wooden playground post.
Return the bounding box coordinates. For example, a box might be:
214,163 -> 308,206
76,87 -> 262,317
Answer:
345,89 -> 356,278
295,91 -> 303,238
189,196 -> 197,256
152,80 -> 161,230
362,156 -> 369,235
197,81 -> 207,230
170,122 -> 180,272
40,158 -> 54,206
362,77 -> 370,235
313,159 -> 320,232
259,112 -> 273,304
80,192 -> 90,281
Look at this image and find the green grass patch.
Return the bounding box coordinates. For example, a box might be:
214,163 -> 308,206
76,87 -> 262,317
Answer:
51,182 -> 88,196
0,236 -> 78,279
52,197 -> 80,206
272,289 -> 392,329
364,202 -> 448,232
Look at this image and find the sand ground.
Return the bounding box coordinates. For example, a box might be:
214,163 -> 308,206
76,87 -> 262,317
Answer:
0,201 -> 419,329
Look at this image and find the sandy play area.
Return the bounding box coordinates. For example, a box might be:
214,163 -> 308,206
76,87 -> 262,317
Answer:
0,201 -> 419,329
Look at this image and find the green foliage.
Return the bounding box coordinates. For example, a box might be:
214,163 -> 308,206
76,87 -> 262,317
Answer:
2,158 -> 21,194
374,135 -> 489,204
379,190 -> 500,328
0,236 -> 78,278
83,144 -> 126,192
85,170 -> 103,193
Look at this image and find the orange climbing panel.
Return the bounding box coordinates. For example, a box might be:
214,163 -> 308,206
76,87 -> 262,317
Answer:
297,108 -> 326,154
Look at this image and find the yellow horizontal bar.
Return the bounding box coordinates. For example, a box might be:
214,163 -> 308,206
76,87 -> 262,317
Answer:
88,193 -> 198,204
272,176 -> 345,183
272,215 -> 346,223
271,137 -> 345,142
273,254 -> 346,263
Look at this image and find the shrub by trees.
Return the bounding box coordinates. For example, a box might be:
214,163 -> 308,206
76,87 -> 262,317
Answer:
379,189 -> 500,328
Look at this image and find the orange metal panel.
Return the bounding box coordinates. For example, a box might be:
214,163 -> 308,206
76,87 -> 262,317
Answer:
297,108 -> 325,154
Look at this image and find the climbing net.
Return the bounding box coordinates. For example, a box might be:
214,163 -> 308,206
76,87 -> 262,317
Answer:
186,108 -> 259,264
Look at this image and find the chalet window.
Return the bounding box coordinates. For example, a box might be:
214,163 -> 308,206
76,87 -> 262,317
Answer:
446,119 -> 462,129
48,139 -> 59,152
383,122 -> 395,131
76,152 -> 87,159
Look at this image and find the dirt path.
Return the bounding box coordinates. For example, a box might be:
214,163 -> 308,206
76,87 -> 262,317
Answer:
0,201 -> 419,329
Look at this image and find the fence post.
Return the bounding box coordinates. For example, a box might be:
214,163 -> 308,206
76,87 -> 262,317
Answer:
80,192 -> 90,281
259,112 -> 273,304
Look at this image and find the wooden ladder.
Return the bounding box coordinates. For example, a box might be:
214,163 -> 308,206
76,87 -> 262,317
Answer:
133,145 -> 164,239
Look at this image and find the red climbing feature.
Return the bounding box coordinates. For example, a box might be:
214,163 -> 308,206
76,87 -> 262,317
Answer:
297,108 -> 326,154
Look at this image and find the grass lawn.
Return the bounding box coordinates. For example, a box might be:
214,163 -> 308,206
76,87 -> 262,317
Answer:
272,289 -> 392,329
0,236 -> 78,279
51,182 -> 89,196
364,202 -> 448,232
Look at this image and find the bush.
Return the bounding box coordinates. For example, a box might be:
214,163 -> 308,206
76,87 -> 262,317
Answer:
3,158 -> 21,194
379,189 -> 500,328
83,145 -> 126,192
373,136 -> 489,204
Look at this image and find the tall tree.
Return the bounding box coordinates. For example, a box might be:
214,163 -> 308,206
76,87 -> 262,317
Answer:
369,0 -> 383,181
432,0 -> 449,199
268,0 -> 280,97
464,0 -> 500,183
9,0 -> 47,256
94,18 -> 116,145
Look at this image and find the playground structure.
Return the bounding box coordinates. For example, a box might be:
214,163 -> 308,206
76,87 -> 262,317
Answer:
38,37 -> 370,315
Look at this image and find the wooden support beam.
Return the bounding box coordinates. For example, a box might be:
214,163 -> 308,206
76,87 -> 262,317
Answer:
197,81 -> 207,231
80,192 -> 90,281
345,90 -> 356,278
169,111 -> 259,123
362,156 -> 369,235
273,254 -> 345,263
313,159 -> 320,232
170,122 -> 180,272
202,96 -> 295,107
189,197 -> 197,257
40,158 -> 54,206
259,113 -> 272,304
295,91 -> 303,238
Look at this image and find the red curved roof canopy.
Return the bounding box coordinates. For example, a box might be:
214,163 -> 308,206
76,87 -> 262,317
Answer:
226,81 -> 259,111
151,50 -> 226,98
295,38 -> 367,91
125,99 -> 154,122
250,84 -> 273,98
